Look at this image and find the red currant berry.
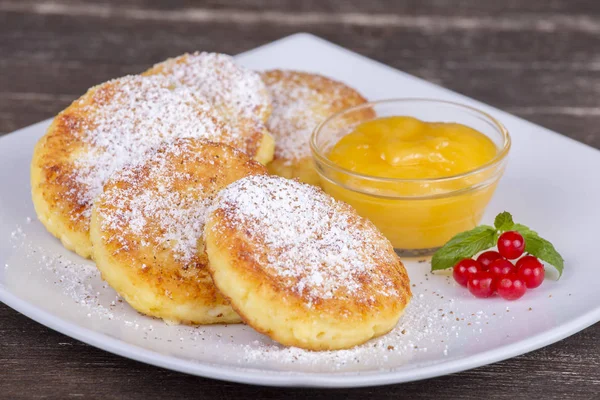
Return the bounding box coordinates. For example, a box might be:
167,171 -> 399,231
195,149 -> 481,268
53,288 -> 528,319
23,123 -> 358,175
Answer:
496,273 -> 527,300
488,258 -> 516,279
467,271 -> 496,298
453,259 -> 482,287
516,255 -> 545,288
497,231 -> 525,259
477,250 -> 503,270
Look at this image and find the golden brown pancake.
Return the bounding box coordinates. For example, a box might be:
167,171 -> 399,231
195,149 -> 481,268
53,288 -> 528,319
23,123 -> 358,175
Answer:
204,175 -> 411,350
90,138 -> 267,325
261,70 -> 374,186
31,74 -> 254,259
144,52 -> 274,164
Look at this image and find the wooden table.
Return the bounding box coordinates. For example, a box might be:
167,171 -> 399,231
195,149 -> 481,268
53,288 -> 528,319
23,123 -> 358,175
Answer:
1,0 -> 599,398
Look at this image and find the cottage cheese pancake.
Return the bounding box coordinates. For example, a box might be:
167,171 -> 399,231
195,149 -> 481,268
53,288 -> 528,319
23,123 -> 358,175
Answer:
145,52 -> 274,164
31,75 -> 247,259
90,138 -> 267,325
204,175 -> 411,350
261,70 -> 373,186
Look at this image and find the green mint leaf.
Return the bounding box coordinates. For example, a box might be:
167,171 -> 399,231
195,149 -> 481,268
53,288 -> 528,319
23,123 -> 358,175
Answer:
494,211 -> 514,231
432,225 -> 497,271
520,232 -> 564,277
512,223 -> 537,236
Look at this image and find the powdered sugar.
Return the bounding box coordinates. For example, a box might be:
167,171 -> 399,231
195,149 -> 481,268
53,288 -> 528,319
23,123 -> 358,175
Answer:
148,52 -> 270,126
69,74 -> 231,225
7,222 -> 532,374
97,140 -> 217,265
239,291 -> 445,369
266,84 -> 328,163
209,175 -> 400,302
8,225 -> 122,320
263,71 -> 365,163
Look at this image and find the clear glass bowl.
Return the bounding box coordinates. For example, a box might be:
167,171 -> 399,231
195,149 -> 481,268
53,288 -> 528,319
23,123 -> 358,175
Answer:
310,98 -> 511,256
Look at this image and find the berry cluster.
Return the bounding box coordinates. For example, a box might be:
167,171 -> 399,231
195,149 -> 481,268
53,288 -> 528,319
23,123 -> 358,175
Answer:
452,231 -> 545,300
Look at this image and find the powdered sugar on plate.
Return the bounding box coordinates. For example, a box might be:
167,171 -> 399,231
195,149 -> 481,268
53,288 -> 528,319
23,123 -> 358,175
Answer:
6,221 -> 526,373
8,224 -> 122,320
238,291 -> 447,369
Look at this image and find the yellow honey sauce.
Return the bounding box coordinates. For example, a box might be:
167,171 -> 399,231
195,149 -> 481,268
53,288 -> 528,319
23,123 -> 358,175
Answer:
320,115 -> 505,252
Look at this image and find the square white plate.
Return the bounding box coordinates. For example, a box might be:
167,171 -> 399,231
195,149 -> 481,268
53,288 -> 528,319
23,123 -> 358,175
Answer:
1,33 -> 599,388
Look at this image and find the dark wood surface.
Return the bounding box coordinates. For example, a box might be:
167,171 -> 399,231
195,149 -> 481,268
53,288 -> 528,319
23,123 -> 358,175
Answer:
1,0 -> 599,398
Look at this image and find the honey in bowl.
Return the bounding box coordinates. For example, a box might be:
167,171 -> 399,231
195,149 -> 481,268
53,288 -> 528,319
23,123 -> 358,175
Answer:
311,99 -> 510,254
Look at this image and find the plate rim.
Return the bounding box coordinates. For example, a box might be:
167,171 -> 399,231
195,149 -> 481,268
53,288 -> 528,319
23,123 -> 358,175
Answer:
2,287 -> 599,388
2,32 -> 600,388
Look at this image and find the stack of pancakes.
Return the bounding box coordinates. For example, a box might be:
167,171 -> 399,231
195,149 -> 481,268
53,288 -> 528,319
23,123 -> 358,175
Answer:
31,52 -> 411,351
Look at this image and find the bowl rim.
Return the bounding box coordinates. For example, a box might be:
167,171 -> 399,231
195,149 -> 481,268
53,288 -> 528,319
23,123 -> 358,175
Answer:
310,98 -> 511,184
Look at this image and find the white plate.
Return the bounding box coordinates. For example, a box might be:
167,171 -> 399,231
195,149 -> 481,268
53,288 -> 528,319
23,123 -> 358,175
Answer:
1,33 -> 599,388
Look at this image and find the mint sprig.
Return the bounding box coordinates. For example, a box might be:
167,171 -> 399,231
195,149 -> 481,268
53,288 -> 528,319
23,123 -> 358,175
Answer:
431,211 -> 564,278
494,211 -> 514,231
431,226 -> 497,272
514,229 -> 564,277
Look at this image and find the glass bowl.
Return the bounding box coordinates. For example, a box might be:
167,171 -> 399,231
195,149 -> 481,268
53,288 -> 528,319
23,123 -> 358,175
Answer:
310,98 -> 511,256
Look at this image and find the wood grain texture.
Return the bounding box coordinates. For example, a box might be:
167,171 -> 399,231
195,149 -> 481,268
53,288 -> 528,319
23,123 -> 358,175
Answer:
1,0 -> 599,398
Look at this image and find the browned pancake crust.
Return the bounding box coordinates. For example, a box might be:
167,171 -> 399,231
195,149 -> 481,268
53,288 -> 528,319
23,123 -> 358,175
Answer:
90,138 -> 267,324
204,175 -> 411,349
31,75 -> 236,258
261,70 -> 374,185
144,52 -> 273,161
